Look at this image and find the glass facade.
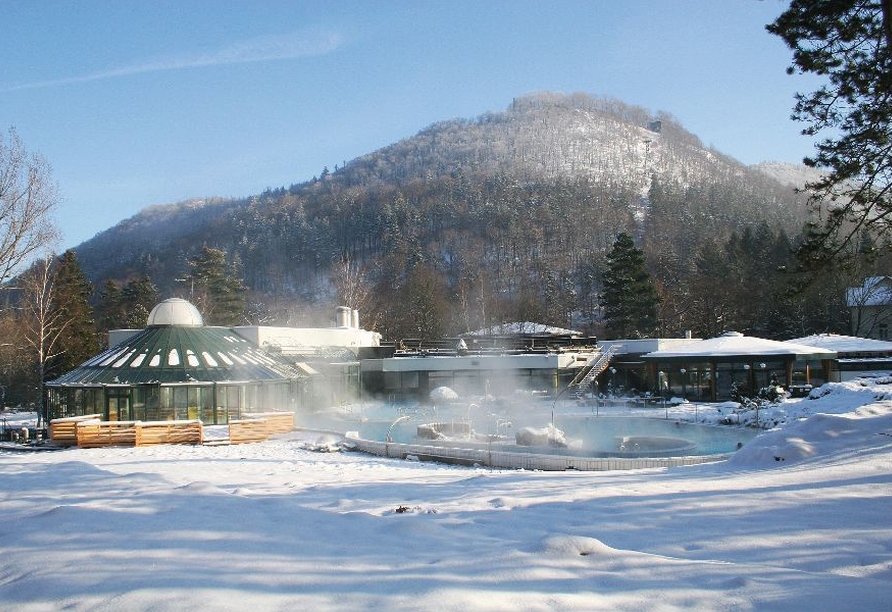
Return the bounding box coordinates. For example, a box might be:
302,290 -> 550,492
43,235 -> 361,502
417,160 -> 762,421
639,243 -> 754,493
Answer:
46,380 -> 303,424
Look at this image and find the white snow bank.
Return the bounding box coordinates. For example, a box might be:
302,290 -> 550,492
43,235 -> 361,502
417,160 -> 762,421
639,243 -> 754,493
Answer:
730,398 -> 892,467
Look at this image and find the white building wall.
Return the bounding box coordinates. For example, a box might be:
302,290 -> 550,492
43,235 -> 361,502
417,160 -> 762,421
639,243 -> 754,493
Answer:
231,325 -> 381,354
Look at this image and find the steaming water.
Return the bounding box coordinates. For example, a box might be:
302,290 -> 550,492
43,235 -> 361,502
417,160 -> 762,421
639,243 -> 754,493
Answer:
297,400 -> 758,459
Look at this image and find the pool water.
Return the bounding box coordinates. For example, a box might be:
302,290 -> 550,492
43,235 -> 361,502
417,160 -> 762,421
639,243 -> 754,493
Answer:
353,415 -> 757,459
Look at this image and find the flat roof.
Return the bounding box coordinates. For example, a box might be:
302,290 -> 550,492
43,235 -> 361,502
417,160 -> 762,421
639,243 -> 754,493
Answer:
643,331 -> 836,361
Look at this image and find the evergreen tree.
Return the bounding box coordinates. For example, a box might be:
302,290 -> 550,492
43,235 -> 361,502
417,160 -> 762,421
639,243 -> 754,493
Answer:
187,246 -> 246,326
402,265 -> 449,340
600,233 -> 662,338
97,279 -> 124,332
18,252 -> 98,419
96,275 -> 159,333
122,275 -> 159,328
49,250 -> 99,376
689,239 -> 734,338
768,1 -> 892,267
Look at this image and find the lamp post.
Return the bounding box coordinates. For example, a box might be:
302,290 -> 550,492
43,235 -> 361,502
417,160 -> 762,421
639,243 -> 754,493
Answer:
658,371 -> 667,418
756,363 -> 766,428
385,415 -> 411,458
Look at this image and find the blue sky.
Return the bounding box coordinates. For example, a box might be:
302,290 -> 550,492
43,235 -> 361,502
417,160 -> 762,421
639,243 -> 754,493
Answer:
2,0 -> 818,250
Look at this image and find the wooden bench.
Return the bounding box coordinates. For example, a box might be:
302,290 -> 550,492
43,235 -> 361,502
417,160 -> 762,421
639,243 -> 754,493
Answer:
136,420 -> 203,446
242,411 -> 294,435
49,414 -> 102,446
76,420 -> 139,448
228,418 -> 269,445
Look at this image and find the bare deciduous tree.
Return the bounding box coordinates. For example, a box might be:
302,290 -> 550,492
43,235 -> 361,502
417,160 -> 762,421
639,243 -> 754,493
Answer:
332,254 -> 376,328
20,254 -> 69,425
0,127 -> 58,288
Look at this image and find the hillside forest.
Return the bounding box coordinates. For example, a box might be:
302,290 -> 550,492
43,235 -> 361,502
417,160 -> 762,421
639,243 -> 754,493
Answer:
4,93 -> 892,406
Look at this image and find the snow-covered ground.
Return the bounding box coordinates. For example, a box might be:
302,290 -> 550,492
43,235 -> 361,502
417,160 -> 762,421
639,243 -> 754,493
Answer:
2,380 -> 892,611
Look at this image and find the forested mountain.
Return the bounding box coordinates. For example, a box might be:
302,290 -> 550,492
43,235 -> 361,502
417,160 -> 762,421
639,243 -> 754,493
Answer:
73,92 -> 867,340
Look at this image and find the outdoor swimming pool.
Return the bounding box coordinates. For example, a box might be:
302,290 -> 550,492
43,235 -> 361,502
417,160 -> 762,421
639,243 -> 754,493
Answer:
297,400 -> 759,470
354,415 -> 756,458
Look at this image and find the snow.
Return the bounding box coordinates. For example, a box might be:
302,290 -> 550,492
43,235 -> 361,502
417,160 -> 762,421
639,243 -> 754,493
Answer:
465,321 -> 582,336
644,330 -> 836,359
846,276 -> 892,307
788,333 -> 892,355
429,386 -> 459,402
2,380 -> 892,611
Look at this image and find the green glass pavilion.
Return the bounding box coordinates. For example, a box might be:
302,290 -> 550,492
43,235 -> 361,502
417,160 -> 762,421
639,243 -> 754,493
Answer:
44,298 -> 306,424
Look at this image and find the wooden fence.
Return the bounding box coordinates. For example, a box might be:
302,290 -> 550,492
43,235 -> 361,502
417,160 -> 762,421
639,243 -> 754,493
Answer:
47,418 -> 203,448
242,412 -> 294,435
134,420 -> 203,446
76,420 -> 139,448
49,412 -> 292,447
228,419 -> 270,445
49,415 -> 102,447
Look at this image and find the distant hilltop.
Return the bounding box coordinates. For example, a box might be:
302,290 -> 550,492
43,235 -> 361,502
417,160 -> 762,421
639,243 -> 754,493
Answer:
72,91 -> 813,338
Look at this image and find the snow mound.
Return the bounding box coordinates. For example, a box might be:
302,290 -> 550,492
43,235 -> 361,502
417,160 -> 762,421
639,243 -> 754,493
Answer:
808,380 -> 892,406
515,423 -> 567,447
429,386 -> 459,401
541,535 -> 617,558
729,401 -> 892,467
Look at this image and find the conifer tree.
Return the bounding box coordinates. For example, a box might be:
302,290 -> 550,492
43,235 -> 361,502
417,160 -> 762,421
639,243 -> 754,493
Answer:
97,279 -> 124,332
18,251 -> 98,420
50,250 -> 99,376
187,246 -> 246,326
96,275 -> 159,333
768,1 -> 892,266
600,233 -> 661,338
122,276 -> 159,328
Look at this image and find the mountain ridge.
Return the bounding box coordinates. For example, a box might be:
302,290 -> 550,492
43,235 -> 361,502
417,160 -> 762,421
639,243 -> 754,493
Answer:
70,91 -> 814,336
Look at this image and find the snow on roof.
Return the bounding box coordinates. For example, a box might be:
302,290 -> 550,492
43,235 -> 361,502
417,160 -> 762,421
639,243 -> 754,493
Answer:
643,331 -> 836,360
465,321 -> 582,336
787,333 -> 892,354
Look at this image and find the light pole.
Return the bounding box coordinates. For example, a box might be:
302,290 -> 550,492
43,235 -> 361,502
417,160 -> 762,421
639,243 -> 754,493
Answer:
385,415 -> 411,458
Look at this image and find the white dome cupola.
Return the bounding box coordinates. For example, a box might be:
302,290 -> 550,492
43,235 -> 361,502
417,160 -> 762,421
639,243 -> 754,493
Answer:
146,298 -> 204,327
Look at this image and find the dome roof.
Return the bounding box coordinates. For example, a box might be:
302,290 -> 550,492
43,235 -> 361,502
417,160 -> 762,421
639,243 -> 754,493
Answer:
147,298 -> 204,327
47,324 -> 304,385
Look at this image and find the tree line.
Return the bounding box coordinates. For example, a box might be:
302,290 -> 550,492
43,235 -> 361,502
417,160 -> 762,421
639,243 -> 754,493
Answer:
0,243 -> 246,408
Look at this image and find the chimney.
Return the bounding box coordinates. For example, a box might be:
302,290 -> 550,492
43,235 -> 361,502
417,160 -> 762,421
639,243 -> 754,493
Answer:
336,306 -> 351,328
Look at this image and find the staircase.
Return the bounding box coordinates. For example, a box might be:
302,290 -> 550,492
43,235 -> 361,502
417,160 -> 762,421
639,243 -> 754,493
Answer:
567,344 -> 621,391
